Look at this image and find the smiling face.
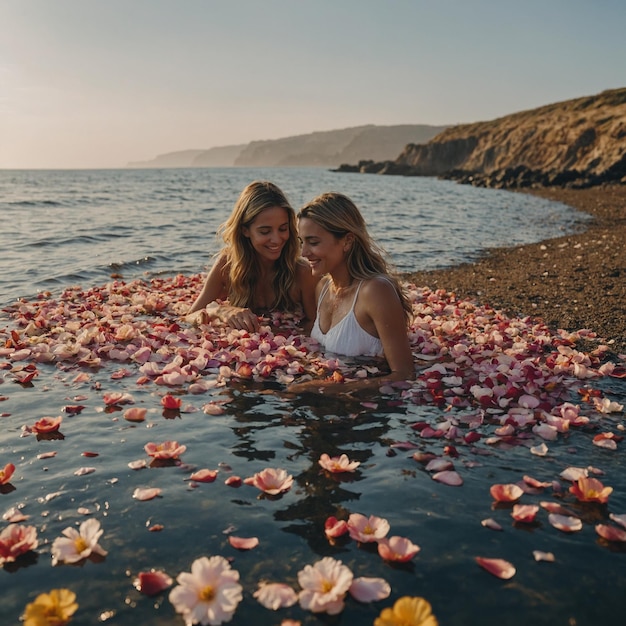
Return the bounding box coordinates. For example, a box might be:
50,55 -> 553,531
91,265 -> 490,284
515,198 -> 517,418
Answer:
242,206 -> 291,264
298,217 -> 350,278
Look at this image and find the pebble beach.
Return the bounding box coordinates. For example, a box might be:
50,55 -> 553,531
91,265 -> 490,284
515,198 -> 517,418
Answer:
405,184 -> 626,355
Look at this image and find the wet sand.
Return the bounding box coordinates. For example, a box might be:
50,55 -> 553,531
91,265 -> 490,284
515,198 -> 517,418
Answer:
404,184 -> 626,355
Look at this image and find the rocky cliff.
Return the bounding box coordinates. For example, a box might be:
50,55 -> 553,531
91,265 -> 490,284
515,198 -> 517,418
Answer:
339,88 -> 626,188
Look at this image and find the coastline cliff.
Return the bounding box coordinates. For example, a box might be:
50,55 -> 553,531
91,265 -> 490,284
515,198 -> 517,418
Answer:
338,88 -> 626,188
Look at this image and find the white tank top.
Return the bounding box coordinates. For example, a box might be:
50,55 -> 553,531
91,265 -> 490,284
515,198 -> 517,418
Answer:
311,280 -> 383,357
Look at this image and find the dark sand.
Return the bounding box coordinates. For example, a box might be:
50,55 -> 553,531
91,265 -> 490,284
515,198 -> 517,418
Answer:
404,184 -> 626,355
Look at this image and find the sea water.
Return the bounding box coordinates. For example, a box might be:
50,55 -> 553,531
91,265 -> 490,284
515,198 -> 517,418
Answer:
1,168 -> 624,626
0,167 -> 586,305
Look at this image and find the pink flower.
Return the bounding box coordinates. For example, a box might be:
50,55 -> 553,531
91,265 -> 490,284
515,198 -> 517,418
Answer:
0,462 -> 15,485
324,516 -> 349,539
169,556 -> 243,626
32,416 -> 63,433
244,468 -> 293,495
0,523 -> 38,565
144,440 -> 187,460
253,582 -> 298,610
133,569 -> 174,596
51,518 -> 107,565
318,453 -> 360,473
569,476 -> 613,504
347,513 -> 390,543
377,536 -> 421,562
298,556 -> 353,615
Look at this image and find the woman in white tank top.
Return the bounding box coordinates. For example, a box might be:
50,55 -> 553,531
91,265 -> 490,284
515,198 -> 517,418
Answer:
289,192 -> 415,394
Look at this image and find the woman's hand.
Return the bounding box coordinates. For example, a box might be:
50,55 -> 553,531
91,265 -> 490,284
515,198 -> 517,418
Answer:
185,304 -> 260,332
185,309 -> 210,326
217,305 -> 260,332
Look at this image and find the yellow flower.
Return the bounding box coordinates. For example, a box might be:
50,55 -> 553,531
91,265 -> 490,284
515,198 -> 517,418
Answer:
374,596 -> 438,626
23,589 -> 78,626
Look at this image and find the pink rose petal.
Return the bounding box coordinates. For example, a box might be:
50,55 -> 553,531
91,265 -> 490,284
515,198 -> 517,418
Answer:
609,513 -> 626,530
595,524 -> 626,542
74,467 -> 96,476
481,518 -> 503,531
133,487 -> 162,501
511,504 -> 539,523
253,583 -> 298,610
533,550 -> 555,562
432,470 -> 463,486
189,469 -> 218,483
548,513 -> 582,533
349,577 -> 391,603
124,407 -> 147,422
228,535 -> 259,550
490,483 -> 523,502
133,569 -> 173,595
475,557 -> 516,579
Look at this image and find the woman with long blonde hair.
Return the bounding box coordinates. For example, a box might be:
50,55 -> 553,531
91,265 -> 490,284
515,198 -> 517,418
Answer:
290,192 -> 414,392
187,181 -> 318,332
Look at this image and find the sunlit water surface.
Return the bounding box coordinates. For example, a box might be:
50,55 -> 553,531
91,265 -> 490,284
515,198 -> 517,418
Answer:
1,168 -> 623,626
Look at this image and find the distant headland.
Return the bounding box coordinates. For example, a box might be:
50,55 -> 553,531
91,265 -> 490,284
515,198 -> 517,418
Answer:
126,124 -> 448,169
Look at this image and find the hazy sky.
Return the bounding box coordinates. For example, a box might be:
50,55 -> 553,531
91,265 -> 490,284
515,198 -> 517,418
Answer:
1,0 -> 625,169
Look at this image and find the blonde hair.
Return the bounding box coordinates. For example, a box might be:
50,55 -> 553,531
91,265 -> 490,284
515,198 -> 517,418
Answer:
219,181 -> 299,311
298,192 -> 412,322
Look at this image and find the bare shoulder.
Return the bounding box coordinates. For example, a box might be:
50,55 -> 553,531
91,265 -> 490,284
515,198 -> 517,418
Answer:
360,275 -> 399,299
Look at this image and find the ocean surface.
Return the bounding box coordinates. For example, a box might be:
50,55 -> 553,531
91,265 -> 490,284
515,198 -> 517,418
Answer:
0,167 -> 586,306
1,168 -> 624,626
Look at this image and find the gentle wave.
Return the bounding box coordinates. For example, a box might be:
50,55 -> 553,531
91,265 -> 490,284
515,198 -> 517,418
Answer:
0,167 -> 588,304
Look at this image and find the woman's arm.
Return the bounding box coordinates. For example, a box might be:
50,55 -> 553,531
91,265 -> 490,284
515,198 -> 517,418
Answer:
185,254 -> 261,332
359,277 -> 414,380
187,253 -> 228,316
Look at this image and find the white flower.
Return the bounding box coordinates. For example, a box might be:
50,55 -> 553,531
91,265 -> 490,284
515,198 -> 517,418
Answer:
298,556 -> 353,615
51,518 -> 107,565
169,556 -> 243,625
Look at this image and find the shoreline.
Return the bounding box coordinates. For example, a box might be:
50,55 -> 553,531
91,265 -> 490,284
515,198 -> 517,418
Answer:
404,184 -> 626,355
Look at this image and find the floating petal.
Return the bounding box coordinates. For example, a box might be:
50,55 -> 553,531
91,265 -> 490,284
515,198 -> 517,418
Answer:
548,513 -> 582,532
595,524 -> 626,542
133,487 -> 162,501
432,470 -> 463,486
349,577 -> 391,603
228,535 -> 259,550
475,557 -> 516,579
133,569 -> 173,595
